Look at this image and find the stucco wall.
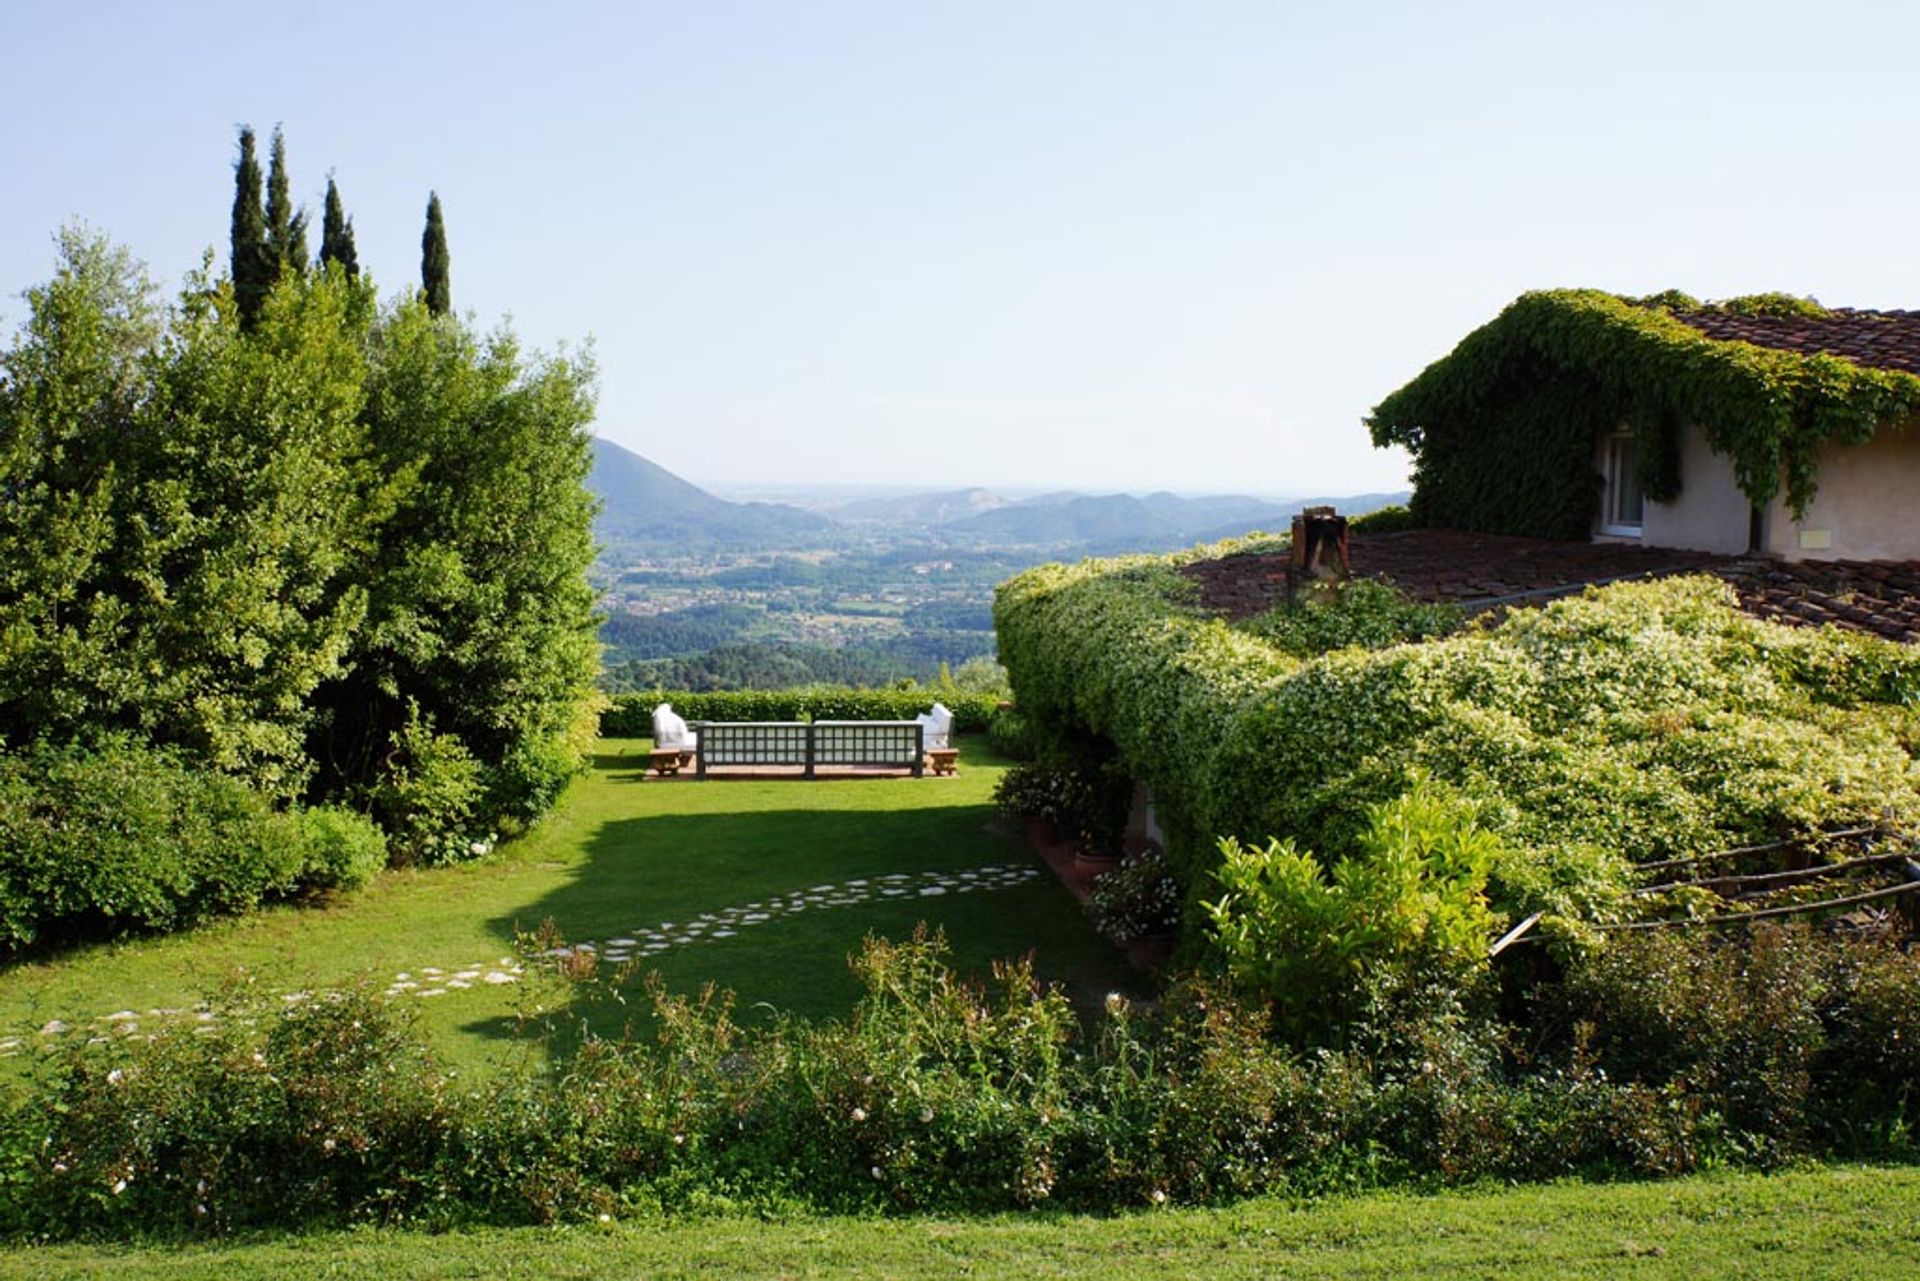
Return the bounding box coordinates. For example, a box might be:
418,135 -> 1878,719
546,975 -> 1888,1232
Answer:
1643,428 -> 1753,554
1761,424 -> 1920,562
1593,426 -> 1752,554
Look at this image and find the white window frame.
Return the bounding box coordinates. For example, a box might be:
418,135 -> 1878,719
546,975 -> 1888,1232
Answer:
1601,433 -> 1645,537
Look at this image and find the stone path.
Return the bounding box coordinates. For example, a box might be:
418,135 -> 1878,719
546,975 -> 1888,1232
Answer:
3,862 -> 1045,1053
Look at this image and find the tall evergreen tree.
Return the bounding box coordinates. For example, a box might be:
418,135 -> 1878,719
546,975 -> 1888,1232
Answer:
421,192 -> 451,316
264,126 -> 309,276
318,176 -> 359,277
229,126 -> 272,330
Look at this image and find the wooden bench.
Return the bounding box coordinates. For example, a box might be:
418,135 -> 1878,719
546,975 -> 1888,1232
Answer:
926,748 -> 959,776
695,721 -> 925,778
647,747 -> 694,776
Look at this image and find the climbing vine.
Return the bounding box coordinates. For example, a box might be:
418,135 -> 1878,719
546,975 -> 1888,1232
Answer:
1367,289 -> 1920,540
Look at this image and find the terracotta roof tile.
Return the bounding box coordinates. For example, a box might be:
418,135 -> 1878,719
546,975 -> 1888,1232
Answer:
1671,308 -> 1920,376
1181,529 -> 1920,645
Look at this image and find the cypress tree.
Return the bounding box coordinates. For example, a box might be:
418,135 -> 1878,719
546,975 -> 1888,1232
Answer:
265,127 -> 309,277
229,126 -> 272,330
318,176 -> 359,277
421,192 -> 451,316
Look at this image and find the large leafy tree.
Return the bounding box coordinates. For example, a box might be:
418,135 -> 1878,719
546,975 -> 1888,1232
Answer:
312,301 -> 600,849
0,230 -> 384,797
318,176 -> 359,277
228,127 -> 273,331
121,264 -> 384,796
421,192 -> 450,316
0,229 -> 158,743
5,195 -> 600,846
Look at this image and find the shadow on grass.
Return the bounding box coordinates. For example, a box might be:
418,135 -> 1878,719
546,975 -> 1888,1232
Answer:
463,785 -> 1144,1058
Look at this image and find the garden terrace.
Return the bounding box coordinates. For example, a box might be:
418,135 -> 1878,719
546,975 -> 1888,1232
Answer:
1179,529 -> 1920,644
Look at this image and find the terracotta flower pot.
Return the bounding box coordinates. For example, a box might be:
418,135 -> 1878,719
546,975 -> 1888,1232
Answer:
1074,847 -> 1120,874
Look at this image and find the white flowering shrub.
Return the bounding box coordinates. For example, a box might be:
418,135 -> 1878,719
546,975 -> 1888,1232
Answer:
996,553 -> 1920,941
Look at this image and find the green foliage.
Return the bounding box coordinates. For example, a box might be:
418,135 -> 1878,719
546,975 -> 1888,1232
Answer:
995,547 -> 1920,943
1346,502 -> 1417,533
264,126 -> 308,277
421,192 -> 451,316
1206,789 -> 1501,1044
0,737 -> 370,949
2,230 -> 380,798
986,706 -> 1035,760
1240,578 -> 1462,657
0,228 -> 157,743
227,127 -> 272,331
1,211 -> 601,913
291,805 -> 388,891
1554,926 -> 1920,1157
311,291 -> 602,832
1085,845 -> 1181,942
1367,289 -> 1920,537
366,704 -> 486,866
601,688 -> 998,736
318,177 -> 358,277
9,926 -> 1918,1238
991,759 -> 1130,854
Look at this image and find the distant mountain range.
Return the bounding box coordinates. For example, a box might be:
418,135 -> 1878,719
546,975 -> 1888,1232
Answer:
589,437 -> 1406,553
589,438 -> 832,547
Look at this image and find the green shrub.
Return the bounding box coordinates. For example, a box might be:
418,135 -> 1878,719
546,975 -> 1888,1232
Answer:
293,806 -> 387,891
1240,578 -> 1462,656
0,736 -> 311,948
1205,789 -> 1502,1044
1347,504 -> 1417,533
369,706 -> 487,867
14,925 -> 1920,1239
601,687 -> 998,737
1086,845 -> 1182,942
991,758 -> 1130,855
986,706 -> 1036,760
1553,925 -> 1920,1159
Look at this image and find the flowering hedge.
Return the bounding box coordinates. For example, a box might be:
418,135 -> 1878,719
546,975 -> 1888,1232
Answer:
994,542 -> 1920,935
601,688 -> 998,737
9,925 -> 1919,1235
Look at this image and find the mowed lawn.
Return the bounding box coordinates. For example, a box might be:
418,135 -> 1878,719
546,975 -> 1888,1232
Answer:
0,739 -> 1137,1073
5,1166 -> 1917,1279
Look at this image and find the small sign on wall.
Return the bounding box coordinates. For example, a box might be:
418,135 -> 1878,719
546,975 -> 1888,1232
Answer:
1798,528 -> 1834,551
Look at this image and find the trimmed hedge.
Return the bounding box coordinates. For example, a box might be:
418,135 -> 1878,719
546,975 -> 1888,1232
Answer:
994,542 -> 1920,935
602,688 -> 998,738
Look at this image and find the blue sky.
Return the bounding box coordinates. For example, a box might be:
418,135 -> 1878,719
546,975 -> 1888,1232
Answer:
6,2 -> 1920,496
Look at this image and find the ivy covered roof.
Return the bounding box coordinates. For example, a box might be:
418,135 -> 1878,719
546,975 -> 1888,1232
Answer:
1367,289 -> 1920,533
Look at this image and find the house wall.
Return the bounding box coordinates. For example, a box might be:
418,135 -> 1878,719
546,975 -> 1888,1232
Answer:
1643,428 -> 1753,555
1593,426 -> 1752,554
1760,424 -> 1920,562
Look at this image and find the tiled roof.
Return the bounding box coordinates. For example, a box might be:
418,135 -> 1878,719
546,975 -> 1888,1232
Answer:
1671,307 -> 1920,377
1181,530 -> 1920,645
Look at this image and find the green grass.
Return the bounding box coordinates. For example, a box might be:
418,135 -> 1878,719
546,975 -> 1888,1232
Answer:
5,1166 -> 1916,1279
0,739 -> 1138,1074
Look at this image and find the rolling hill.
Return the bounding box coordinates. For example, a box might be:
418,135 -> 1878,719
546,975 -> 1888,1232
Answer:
589,438 -> 833,547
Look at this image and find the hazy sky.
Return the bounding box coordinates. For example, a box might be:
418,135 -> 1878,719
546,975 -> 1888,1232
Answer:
7,2 -> 1920,496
